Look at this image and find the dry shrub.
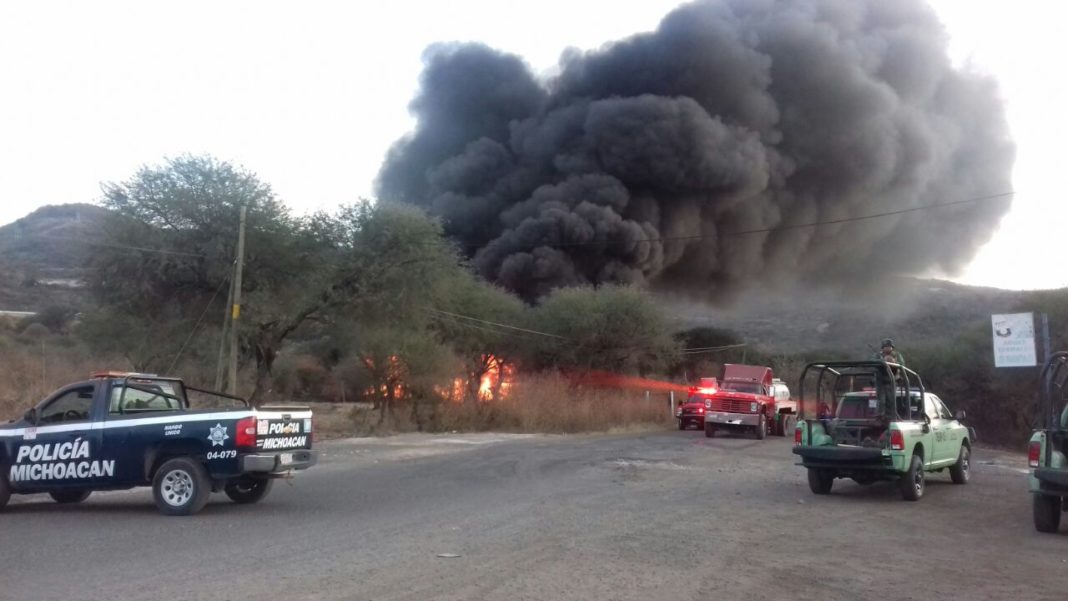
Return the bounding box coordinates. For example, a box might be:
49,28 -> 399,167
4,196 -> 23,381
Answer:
417,374 -> 673,435
0,343 -> 130,421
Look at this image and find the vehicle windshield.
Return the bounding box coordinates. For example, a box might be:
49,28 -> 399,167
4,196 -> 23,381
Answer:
721,382 -> 760,394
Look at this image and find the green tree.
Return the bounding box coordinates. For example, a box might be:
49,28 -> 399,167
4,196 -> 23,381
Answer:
532,285 -> 679,375
431,278 -> 530,404
85,155 -> 299,376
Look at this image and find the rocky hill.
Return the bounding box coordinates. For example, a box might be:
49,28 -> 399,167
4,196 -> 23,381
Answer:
0,204 -> 106,311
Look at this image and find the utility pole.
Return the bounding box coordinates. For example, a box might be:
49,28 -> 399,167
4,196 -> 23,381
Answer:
214,270 -> 235,391
227,206 -> 247,396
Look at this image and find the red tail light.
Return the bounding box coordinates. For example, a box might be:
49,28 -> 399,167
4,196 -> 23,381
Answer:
794,425 -> 802,446
890,430 -> 904,451
236,416 -> 257,449
1029,441 -> 1042,468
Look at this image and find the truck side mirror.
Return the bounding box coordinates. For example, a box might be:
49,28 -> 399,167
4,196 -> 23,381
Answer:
23,407 -> 38,425
954,409 -> 966,421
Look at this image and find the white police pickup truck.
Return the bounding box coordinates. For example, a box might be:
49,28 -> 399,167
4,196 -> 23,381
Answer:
0,372 -> 317,515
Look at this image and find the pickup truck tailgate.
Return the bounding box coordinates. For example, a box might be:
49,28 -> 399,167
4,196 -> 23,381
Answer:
255,409 -> 313,451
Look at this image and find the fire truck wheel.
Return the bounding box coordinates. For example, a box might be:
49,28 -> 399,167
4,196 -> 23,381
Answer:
704,423 -> 716,438
755,414 -> 767,440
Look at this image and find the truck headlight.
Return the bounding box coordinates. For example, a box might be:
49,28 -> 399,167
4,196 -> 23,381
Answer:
750,402 -> 758,412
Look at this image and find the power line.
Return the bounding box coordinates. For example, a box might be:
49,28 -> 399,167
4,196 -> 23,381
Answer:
680,343 -> 749,354
466,191 -> 1015,249
427,308 -> 568,339
19,234 -> 208,258
165,276 -> 231,373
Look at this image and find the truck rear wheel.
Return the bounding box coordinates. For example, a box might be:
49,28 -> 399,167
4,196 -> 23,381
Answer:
49,490 -> 91,504
755,414 -> 767,440
152,457 -> 211,516
225,477 -> 273,504
900,454 -> 925,501
807,468 -> 834,494
704,423 -> 716,438
1034,494 -> 1062,533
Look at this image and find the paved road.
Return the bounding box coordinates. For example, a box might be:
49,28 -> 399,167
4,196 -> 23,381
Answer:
0,431 -> 1063,601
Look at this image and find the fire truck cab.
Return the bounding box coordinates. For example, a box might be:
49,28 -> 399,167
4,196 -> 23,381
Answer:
703,365 -> 795,439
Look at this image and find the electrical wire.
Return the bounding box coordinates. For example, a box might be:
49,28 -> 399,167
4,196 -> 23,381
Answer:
165,276 -> 232,373
464,191 -> 1015,249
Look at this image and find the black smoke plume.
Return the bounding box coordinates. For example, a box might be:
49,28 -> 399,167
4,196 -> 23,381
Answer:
377,0 -> 1014,301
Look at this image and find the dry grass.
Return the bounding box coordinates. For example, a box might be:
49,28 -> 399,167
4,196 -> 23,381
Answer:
344,374 -> 674,436
0,343 -> 130,421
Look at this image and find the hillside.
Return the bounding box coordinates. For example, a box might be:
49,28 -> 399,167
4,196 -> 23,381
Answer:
658,278 -> 1059,355
0,203 -> 106,311
0,203 -> 1060,352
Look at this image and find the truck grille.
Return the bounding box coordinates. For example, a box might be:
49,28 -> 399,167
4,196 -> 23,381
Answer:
708,397 -> 754,413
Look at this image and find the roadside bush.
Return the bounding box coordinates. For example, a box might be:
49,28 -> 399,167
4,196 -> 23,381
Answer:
349,373 -> 672,435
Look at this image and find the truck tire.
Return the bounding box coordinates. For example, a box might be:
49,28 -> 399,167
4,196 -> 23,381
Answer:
755,414 -> 767,440
807,468 -> 834,494
704,423 -> 716,438
152,457 -> 211,516
225,477 -> 273,504
900,454 -> 925,501
0,473 -> 10,511
1033,494 -> 1062,533
49,490 -> 91,504
949,445 -> 970,484
678,419 -> 686,431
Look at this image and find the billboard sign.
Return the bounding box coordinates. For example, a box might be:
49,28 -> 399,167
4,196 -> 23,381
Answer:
992,313 -> 1037,368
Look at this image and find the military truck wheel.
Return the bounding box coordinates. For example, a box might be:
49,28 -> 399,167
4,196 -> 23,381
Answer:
225,477 -> 273,504
0,473 -> 10,511
152,457 -> 211,516
900,454 -> 925,501
704,423 -> 716,438
755,414 -> 767,440
49,490 -> 91,504
949,444 -> 970,484
807,468 -> 834,494
1033,494 -> 1062,533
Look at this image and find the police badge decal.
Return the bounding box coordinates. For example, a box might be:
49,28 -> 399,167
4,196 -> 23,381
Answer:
207,423 -> 230,447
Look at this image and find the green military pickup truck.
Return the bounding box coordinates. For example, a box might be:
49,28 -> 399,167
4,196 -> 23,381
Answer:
792,361 -> 972,501
1029,351 -> 1068,532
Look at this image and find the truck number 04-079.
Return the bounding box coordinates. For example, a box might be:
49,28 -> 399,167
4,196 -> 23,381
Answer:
206,450 -> 237,460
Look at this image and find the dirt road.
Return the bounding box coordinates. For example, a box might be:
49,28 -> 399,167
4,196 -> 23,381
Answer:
0,431 -> 1061,601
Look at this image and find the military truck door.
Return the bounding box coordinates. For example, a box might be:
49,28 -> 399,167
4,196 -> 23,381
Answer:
924,394 -> 951,465
931,395 -> 963,464
7,383 -> 106,491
